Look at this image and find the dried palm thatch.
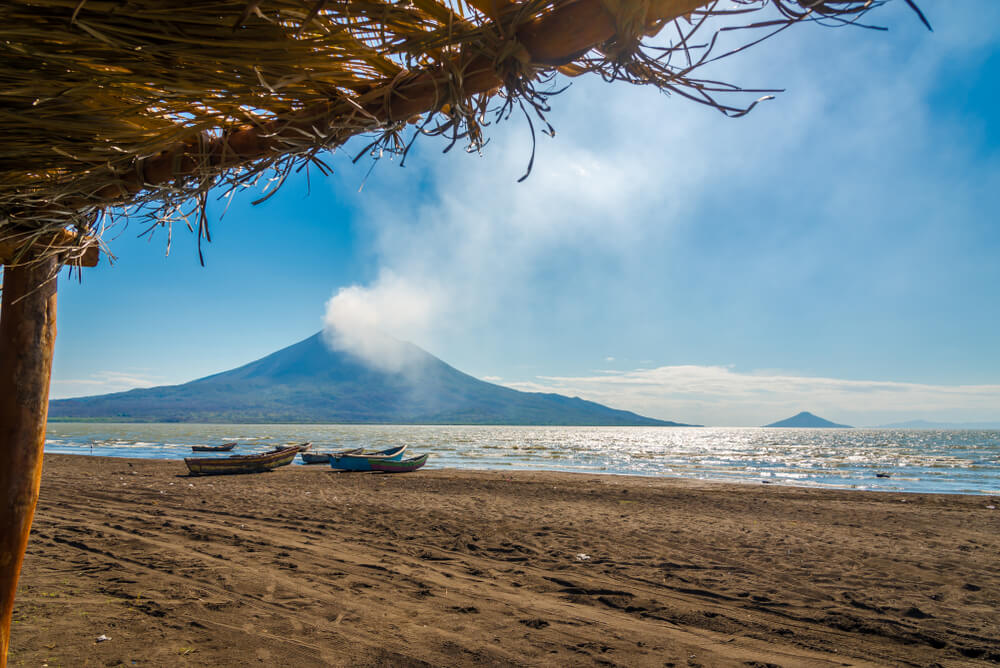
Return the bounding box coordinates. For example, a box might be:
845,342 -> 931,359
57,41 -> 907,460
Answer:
0,0 -> 927,266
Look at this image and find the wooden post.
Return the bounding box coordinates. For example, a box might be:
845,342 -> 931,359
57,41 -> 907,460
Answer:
0,257 -> 59,668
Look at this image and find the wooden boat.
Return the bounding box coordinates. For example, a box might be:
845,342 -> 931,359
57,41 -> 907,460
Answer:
184,444 -> 302,476
329,446 -> 411,472
191,441 -> 237,452
300,448 -> 363,464
297,442 -> 313,452
371,454 -> 429,474
329,445 -> 407,471
363,445 -> 407,459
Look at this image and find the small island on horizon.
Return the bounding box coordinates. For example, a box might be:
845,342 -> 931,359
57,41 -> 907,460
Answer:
763,411 -> 852,428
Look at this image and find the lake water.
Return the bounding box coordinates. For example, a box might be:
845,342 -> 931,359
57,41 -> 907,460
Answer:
44,423 -> 1000,495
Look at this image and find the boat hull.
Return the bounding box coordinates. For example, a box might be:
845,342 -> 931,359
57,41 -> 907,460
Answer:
329,445 -> 407,471
191,442 -> 236,452
371,454 -> 428,474
185,445 -> 301,476
301,448 -> 363,464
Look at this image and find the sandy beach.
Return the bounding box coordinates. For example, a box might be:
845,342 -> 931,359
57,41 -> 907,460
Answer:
8,455 -> 1000,667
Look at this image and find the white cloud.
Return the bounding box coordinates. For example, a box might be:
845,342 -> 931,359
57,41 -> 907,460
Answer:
49,370 -> 160,399
502,366 -> 1000,427
341,11 -> 952,345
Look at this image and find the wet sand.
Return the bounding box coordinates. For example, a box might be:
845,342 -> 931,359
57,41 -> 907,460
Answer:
9,454 -> 1000,667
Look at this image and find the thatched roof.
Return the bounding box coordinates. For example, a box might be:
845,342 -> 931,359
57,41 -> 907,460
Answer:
0,0 -> 926,265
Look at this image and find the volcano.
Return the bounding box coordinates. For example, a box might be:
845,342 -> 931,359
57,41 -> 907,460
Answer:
50,333 -> 694,426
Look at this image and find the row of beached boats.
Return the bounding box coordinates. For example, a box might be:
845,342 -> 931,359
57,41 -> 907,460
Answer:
183,442 -> 428,476
300,444 -> 427,472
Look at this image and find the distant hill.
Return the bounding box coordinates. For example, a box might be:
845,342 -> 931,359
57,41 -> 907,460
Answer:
874,419 -> 1000,429
50,332 -> 696,426
763,411 -> 852,428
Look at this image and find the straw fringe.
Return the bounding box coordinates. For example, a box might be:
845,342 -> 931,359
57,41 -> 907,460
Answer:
0,0 -> 925,265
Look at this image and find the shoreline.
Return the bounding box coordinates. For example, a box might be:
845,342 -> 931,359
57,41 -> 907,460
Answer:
44,423 -> 1000,497
10,454 -> 1000,666
41,449 -> 1000,497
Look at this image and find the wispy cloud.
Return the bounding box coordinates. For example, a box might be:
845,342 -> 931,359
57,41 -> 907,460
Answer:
50,370 -> 160,399
502,366 -> 1000,427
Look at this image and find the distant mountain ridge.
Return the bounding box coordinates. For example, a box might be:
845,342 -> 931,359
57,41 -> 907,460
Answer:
874,419 -> 1000,429
50,332 -> 695,426
763,411 -> 852,428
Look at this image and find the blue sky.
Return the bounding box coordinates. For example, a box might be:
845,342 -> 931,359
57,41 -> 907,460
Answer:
45,1 -> 1000,426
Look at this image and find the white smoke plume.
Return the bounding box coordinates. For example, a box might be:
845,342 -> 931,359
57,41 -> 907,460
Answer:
322,271 -> 443,372
313,7 -> 999,426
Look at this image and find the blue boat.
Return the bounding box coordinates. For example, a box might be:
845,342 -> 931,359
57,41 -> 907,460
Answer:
329,445 -> 407,471
300,447 -> 363,464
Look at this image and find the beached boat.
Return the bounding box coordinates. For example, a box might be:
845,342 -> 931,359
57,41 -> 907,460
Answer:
184,444 -> 302,476
371,454 -> 429,474
297,442 -> 313,452
300,448 -> 363,464
191,442 -> 237,452
329,446 -> 413,472
329,445 -> 407,471
362,445 -> 407,459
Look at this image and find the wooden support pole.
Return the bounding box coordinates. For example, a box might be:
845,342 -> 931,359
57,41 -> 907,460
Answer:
0,230 -> 100,268
0,257 -> 59,668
